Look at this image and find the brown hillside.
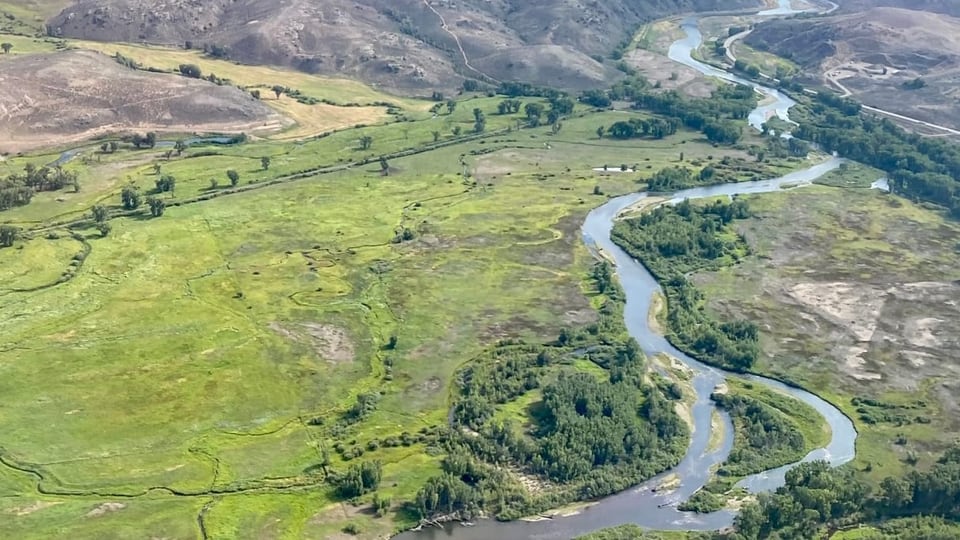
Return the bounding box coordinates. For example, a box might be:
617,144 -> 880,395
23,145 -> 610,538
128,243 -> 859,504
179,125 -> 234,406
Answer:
0,50 -> 282,153
47,0 -> 764,95
746,7 -> 960,129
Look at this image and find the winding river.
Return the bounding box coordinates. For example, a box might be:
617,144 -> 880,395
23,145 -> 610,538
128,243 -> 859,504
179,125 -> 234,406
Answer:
397,1 -> 858,539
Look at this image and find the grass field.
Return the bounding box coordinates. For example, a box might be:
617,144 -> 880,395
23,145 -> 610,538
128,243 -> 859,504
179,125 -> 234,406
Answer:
1,92 -> 765,537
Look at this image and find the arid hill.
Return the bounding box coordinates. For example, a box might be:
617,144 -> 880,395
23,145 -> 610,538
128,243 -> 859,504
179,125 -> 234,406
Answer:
47,0 -> 763,95
746,7 -> 960,130
0,50 -> 282,153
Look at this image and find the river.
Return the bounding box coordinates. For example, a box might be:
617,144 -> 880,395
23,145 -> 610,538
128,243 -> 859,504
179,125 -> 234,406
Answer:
396,2 -> 858,539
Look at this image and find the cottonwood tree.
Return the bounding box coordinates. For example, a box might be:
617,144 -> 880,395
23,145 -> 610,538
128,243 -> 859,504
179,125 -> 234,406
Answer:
92,204 -> 109,223
272,85 -> 285,99
226,169 -> 240,186
379,157 -> 389,176
96,222 -> 112,237
121,186 -> 141,210
155,175 -> 176,193
261,156 -> 271,171
446,100 -> 457,115
359,135 -> 373,150
1,43 -> 11,54
432,130 -> 441,142
0,225 -> 19,247
525,103 -> 544,127
147,196 -> 166,217
174,140 -> 188,156
178,63 -> 202,78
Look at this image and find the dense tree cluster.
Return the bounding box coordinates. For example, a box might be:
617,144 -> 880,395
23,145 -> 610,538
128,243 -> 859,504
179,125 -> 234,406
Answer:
409,263 -> 687,521
612,199 -> 759,371
729,444 -> 960,539
1,163 -> 79,211
607,117 -> 679,140
794,93 -> 960,217
713,391 -> 805,477
593,78 -> 752,145
336,460 -> 382,498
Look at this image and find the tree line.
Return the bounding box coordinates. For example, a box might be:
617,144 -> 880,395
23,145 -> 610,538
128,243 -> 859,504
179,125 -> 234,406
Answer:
612,199 -> 759,371
1,163 -> 79,211
793,93 -> 960,218
728,444 -> 960,539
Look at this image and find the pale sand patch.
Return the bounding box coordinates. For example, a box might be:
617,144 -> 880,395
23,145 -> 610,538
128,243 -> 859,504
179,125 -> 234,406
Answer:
269,322 -> 355,363
788,282 -> 885,342
901,350 -> 933,368
653,473 -> 681,493
842,346 -> 882,381
904,317 -> 944,349
86,502 -> 125,518
9,501 -> 61,516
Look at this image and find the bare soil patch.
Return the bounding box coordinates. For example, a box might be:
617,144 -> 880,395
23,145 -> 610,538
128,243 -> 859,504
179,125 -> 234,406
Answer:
269,322 -> 355,363
0,50 -> 282,153
8,501 -> 61,516
625,48 -> 713,98
86,502 -> 126,518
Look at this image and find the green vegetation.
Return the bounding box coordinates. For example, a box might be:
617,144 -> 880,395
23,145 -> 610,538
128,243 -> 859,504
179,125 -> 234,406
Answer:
577,525 -> 708,540
717,379 -> 830,477
0,73 -> 770,536
612,198 -> 759,371
794,92 -> 960,218
730,445 -> 960,540
814,162 -> 885,188
413,263 -> 688,520
681,378 -> 830,513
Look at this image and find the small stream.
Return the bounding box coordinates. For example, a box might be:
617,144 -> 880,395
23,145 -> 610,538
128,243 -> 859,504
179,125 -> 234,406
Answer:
47,136 -> 240,167
396,2 -> 858,539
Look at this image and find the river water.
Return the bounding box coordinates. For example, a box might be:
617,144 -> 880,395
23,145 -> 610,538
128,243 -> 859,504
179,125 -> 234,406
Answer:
397,2 -> 860,538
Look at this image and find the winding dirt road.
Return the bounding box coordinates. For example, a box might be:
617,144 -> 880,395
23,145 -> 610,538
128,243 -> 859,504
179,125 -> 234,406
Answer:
826,73 -> 960,136
421,0 -> 500,84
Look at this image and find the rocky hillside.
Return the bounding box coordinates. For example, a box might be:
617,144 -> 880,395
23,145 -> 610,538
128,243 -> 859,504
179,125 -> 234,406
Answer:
47,0 -> 763,95
746,7 -> 960,130
0,50 -> 281,153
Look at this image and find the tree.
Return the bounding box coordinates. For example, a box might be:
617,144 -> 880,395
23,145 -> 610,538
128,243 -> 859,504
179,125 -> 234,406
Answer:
597,126 -> 605,139
472,108 -> 486,133
379,157 -> 389,176
250,89 -> 261,99
261,156 -> 271,171
155,175 -> 176,193
109,141 -> 119,153
359,135 -> 373,150
524,102 -> 544,127
0,225 -> 19,247
92,204 -> 109,223
272,85 -> 285,99
96,222 -> 112,237
174,140 -> 188,156
121,186 -> 141,210
452,126 -> 462,137
226,169 -> 240,186
1,43 -> 11,54
446,100 -> 457,115
153,163 -> 162,175
147,196 -> 166,217
432,130 -> 441,142
178,63 -> 202,78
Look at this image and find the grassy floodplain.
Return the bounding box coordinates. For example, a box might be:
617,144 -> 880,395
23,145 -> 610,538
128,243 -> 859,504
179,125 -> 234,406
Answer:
0,74 -> 778,536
